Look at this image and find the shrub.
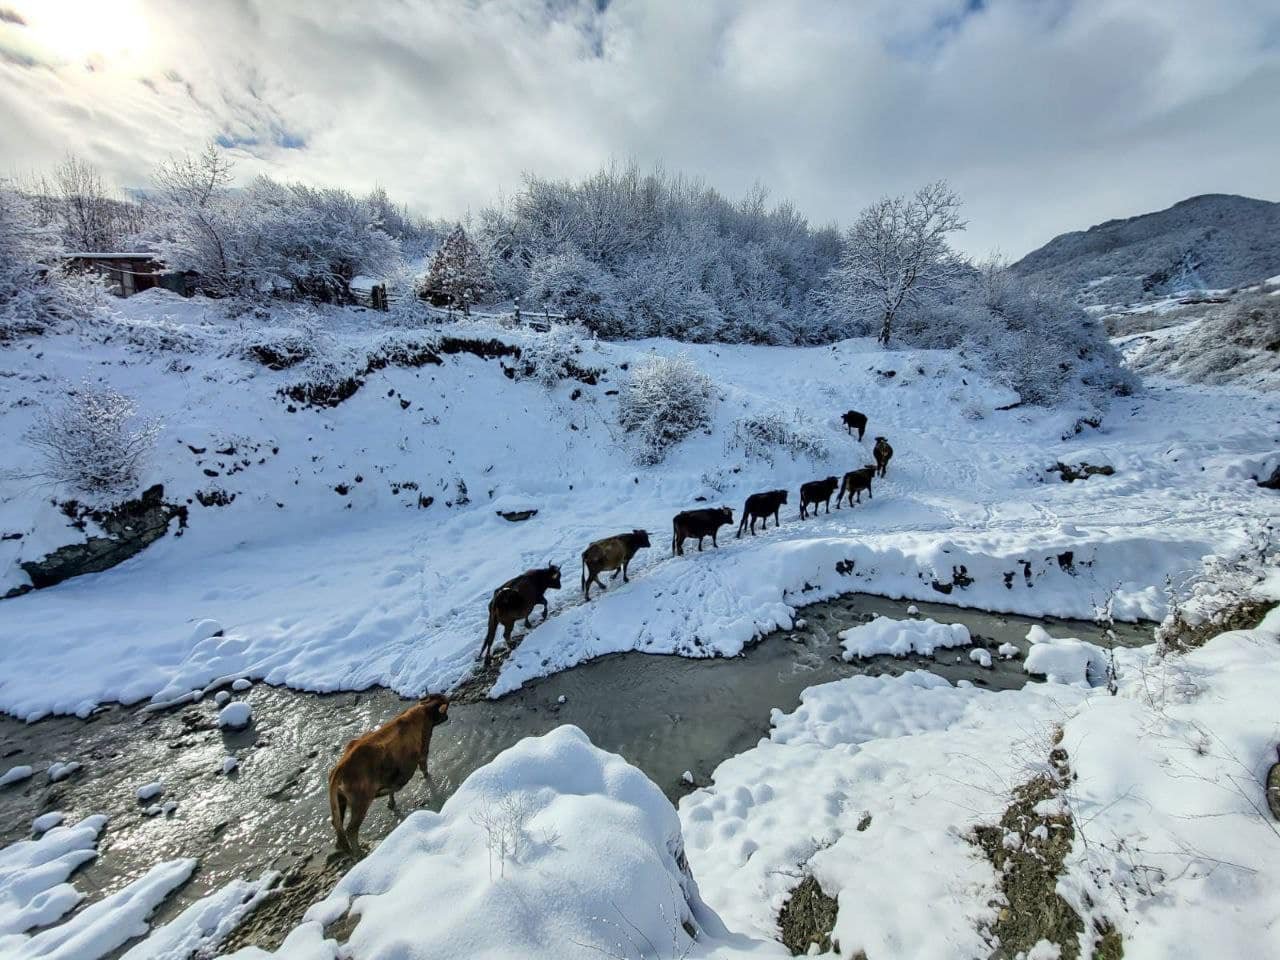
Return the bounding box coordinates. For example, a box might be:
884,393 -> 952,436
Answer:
517,324 -> 588,388
23,383 -> 161,495
728,409 -> 829,464
617,355 -> 716,465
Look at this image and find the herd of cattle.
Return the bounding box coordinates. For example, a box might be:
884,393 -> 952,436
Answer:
327,410 -> 892,854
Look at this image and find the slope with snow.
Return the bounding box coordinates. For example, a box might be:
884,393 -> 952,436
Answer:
0,294 -> 1276,719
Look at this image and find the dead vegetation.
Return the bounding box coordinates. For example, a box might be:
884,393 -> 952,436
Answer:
777,874 -> 840,956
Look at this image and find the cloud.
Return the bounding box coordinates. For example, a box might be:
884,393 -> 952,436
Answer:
0,0 -> 1276,257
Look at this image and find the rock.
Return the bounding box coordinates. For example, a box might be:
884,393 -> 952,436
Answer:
1258,464 -> 1280,491
998,642 -> 1020,660
969,648 -> 993,668
681,770 -> 694,785
1048,462 -> 1115,483
214,691 -> 231,706
906,604 -> 920,616
557,695 -> 567,705
219,702 -> 253,729
222,756 -> 239,775
498,509 -> 538,522
12,485 -> 187,596
137,780 -> 165,801
231,678 -> 252,692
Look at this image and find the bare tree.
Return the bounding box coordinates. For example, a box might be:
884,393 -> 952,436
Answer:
833,180 -> 967,345
151,143 -> 236,293
51,155 -> 118,251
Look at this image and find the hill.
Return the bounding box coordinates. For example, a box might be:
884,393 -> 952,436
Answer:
1011,194 -> 1280,304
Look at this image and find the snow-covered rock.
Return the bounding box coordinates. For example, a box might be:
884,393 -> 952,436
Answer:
0,766 -> 33,788
230,679 -> 252,693
0,814 -> 107,936
218,702 -> 252,730
31,812 -> 64,836
969,647 -> 993,668
136,781 -> 164,802
221,757 -> 239,775
47,761 -> 82,783
998,642 -> 1020,659
839,616 -> 971,660
1023,633 -> 1108,686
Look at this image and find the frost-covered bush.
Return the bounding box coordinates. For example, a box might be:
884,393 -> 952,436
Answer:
919,266 -> 1136,407
0,183 -> 104,339
617,355 -> 716,465
22,383 -> 161,494
517,323 -> 588,388
524,247 -> 619,333
728,409 -> 829,464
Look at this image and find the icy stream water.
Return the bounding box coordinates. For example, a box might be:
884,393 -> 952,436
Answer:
0,593 -> 1150,953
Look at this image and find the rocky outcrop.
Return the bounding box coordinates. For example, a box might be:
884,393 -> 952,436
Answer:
5,485 -> 188,598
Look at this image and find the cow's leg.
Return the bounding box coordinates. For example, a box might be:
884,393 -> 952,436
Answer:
387,792 -> 397,811
345,794 -> 371,855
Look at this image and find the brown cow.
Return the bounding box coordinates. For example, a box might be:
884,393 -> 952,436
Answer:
328,695 -> 450,854
799,476 -> 839,518
873,437 -> 894,478
481,565 -> 562,666
835,466 -> 875,508
842,410 -> 868,441
582,530 -> 651,599
736,489 -> 788,538
673,507 -> 734,556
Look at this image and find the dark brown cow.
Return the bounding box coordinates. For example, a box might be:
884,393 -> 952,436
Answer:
842,410 -> 867,441
799,476 -> 839,518
328,695 -> 450,854
835,466 -> 875,508
481,565 -> 562,665
736,489 -> 788,538
673,507 -> 734,556
582,530 -> 651,599
873,437 -> 894,478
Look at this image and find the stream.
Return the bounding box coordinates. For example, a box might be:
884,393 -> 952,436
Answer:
0,593 -> 1152,953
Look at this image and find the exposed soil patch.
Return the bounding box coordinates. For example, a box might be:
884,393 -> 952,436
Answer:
1159,596 -> 1278,653
778,875 -> 839,956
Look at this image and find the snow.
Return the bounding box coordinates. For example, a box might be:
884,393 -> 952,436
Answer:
839,615 -> 971,659
224,726 -> 773,960
221,756 -> 239,775
120,872 -> 278,960
214,690 -> 230,706
46,761 -> 81,783
998,641 -> 1020,659
31,812 -> 65,835
0,766 -> 33,788
0,310 -> 1273,719
230,678 -> 252,692
1023,630 -> 1108,686
906,603 -> 919,615
218,701 -> 252,729
1,857 -> 196,959
0,815 -> 107,936
136,781 -> 164,802
969,647 -> 992,667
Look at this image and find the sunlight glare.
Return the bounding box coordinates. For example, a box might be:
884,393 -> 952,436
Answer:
9,0 -> 154,70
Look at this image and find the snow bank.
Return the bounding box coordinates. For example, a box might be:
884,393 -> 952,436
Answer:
217,702 -> 252,729
838,615 -> 971,659
0,815 -> 107,936
681,672 -> 1089,958
1,857 -> 195,959
227,726 -> 765,960
120,872 -> 278,960
0,766 -> 33,788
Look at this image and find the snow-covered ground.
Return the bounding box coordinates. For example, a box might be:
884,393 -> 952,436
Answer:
1,294 -> 1275,720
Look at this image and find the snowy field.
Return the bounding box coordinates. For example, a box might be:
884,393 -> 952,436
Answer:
0,292 -> 1276,720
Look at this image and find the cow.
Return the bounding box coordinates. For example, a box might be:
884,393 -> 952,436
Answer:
673,507 -> 734,556
328,695 -> 450,855
873,437 -> 894,478
799,476 -> 839,519
481,565 -> 562,666
582,530 -> 651,599
835,466 -> 875,508
736,489 -> 788,538
842,410 -> 868,441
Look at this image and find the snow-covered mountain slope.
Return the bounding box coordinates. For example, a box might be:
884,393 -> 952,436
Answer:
0,293 -> 1276,720
1011,193 -> 1280,304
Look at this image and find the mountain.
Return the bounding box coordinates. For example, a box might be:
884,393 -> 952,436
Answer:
1011,194 -> 1280,305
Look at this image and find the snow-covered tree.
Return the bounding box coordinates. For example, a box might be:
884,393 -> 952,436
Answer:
423,224 -> 493,313
525,247 -> 618,331
617,354 -> 717,465
824,181 -> 967,345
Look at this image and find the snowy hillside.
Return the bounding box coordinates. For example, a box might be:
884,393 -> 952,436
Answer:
1,293 -> 1276,720
1011,194 -> 1280,305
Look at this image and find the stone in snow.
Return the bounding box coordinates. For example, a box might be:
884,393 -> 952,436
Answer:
0,765 -> 34,787
214,690 -> 231,706
32,811 -> 65,834
231,678 -> 252,692
557,695 -> 567,705
137,780 -> 164,801
219,701 -> 252,729
998,642 -> 1020,659
681,771 -> 695,785
906,604 -> 920,616
47,760 -> 82,782
222,756 -> 239,775
969,648 -> 993,668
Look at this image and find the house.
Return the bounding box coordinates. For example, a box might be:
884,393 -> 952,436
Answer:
60,252 -> 193,298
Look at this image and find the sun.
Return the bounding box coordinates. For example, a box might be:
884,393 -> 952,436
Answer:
6,0 -> 154,69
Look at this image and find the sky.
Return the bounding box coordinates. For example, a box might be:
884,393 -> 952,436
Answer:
0,0 -> 1276,259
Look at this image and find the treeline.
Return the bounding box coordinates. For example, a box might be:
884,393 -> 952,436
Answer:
1,146 -> 1134,406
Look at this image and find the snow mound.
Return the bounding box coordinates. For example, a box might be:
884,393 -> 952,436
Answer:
136,781 -> 164,802
121,872 -> 278,960
234,726 -> 736,960
0,766 -> 33,788
31,812 -> 64,836
47,761 -> 82,783
839,615 -> 971,660
1023,630 -> 1108,686
218,702 -> 252,729
969,647 -> 992,668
